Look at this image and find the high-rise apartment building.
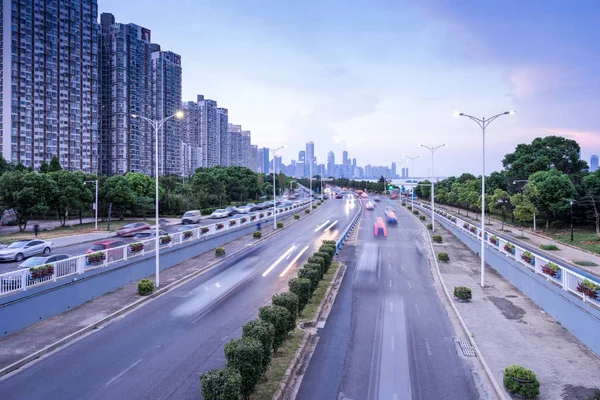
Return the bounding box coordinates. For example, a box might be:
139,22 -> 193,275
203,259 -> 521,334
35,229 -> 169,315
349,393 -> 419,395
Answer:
241,130 -> 251,168
391,162 -> 397,178
181,95 -> 220,170
1,0 -> 99,172
262,147 -> 270,174
216,108 -> 229,166
305,142 -> 314,178
249,145 -> 258,172
274,156 -> 282,174
181,100 -> 201,175
591,155 -> 598,172
151,44 -> 182,176
100,13 -> 153,175
327,151 -> 335,177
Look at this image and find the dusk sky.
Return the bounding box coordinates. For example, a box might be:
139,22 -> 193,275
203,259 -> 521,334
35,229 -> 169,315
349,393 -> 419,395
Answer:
100,0 -> 600,177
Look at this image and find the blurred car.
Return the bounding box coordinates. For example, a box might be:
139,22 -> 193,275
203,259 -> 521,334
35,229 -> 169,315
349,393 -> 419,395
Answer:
86,239 -> 128,254
235,205 -> 251,214
181,210 -> 202,224
116,222 -> 151,237
246,203 -> 261,211
373,196 -> 381,202
225,206 -> 238,215
159,218 -> 169,226
133,229 -> 168,241
385,208 -> 398,224
210,209 -> 230,219
336,193 -> 344,199
0,239 -> 53,262
374,217 -> 388,237
18,254 -> 71,269
365,201 -> 375,210
177,225 -> 198,232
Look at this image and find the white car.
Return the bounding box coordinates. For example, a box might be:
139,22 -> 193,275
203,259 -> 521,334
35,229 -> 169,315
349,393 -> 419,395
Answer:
210,209 -> 230,219
0,239 -> 53,262
133,230 -> 169,240
365,201 -> 375,210
234,206 -> 251,214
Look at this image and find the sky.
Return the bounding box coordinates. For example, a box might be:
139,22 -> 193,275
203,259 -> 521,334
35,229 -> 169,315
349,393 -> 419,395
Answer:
99,0 -> 600,177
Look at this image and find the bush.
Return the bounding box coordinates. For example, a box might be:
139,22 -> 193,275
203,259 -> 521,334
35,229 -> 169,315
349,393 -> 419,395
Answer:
437,252 -> 450,262
454,286 -> 472,301
137,278 -> 154,296
305,209 -> 310,214
322,240 -> 336,246
315,251 -> 332,269
549,220 -> 566,229
200,368 -> 242,400
319,245 -> 336,258
540,244 -> 559,251
272,292 -> 299,331
305,262 -> 324,280
419,215 -> 426,221
277,222 -> 283,229
224,338 -> 264,399
294,214 -> 300,220
258,305 -> 292,353
402,202 -> 406,206
407,206 -> 412,210
242,319 -> 275,372
312,205 -> 317,209
215,247 -> 225,256
289,278 -> 312,311
308,255 -> 325,269
432,234 -> 442,243
503,365 -> 540,399
253,231 -> 262,239
298,267 -> 321,292
413,210 -> 419,215
427,223 -> 433,230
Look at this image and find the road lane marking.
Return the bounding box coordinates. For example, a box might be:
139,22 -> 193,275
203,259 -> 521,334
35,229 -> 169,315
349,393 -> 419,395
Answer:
425,339 -> 432,356
323,220 -> 338,232
415,304 -> 420,315
106,359 -> 143,386
389,302 -> 393,313
285,244 -> 297,260
314,220 -> 330,232
391,335 -> 396,352
389,280 -> 392,288
279,246 -> 310,277
262,245 -> 296,277
393,394 -> 398,400
407,281 -> 412,290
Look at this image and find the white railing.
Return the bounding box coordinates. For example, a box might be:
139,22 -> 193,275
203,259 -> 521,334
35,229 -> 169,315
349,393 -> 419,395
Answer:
414,202 -> 600,310
0,201 -> 315,297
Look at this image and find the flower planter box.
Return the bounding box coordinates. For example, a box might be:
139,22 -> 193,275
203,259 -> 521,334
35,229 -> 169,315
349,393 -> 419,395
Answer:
30,264 -> 54,280
216,224 -> 224,230
469,227 -> 477,234
183,230 -> 193,240
159,235 -> 172,246
521,252 -> 535,266
240,218 -> 247,223
229,220 -> 237,227
576,279 -> 600,300
463,223 -> 469,229
267,212 -> 272,216
250,216 -> 257,221
259,213 -> 264,218
200,227 -> 210,234
86,252 -> 106,266
128,243 -> 144,254
504,243 -> 516,255
490,236 -> 499,246
541,263 -> 561,279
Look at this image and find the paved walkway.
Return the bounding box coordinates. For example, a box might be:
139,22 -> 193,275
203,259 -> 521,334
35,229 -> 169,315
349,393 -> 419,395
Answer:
428,214 -> 600,399
425,201 -> 600,279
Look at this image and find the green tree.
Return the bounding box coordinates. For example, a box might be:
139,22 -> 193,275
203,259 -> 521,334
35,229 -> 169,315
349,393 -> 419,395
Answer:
583,170 -> 600,238
0,153 -> 12,176
224,337 -> 264,400
491,189 -> 512,230
258,305 -> 291,353
242,319 -> 275,373
486,171 -> 509,194
48,156 -> 63,172
124,172 -> 155,197
272,292 -> 299,332
526,169 -> 576,232
511,193 -> 538,237
288,278 -> 311,312
200,368 -> 242,400
49,170 -> 93,226
38,160 -> 49,174
103,176 -> 137,220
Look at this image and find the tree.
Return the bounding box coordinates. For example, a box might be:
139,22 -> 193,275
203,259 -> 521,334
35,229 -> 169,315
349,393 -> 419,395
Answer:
49,170 -> 92,226
491,189 -> 511,230
272,292 -> 299,332
48,156 -> 63,172
511,193 -> 538,237
583,170 -> 600,238
0,153 -> 12,176
39,160 -> 49,174
526,169 -> 576,232
224,337 -> 264,400
124,172 -> 155,198
486,171 -> 509,194
103,176 -> 137,220
288,278 -> 311,312
200,368 -> 242,400
378,175 -> 386,192
242,319 -> 275,373
258,305 -> 291,353
416,180 -> 431,198
457,173 -> 477,183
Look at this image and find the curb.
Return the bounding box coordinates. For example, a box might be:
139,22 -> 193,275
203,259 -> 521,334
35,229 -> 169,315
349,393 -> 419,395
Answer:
0,202 -> 326,379
273,262 -> 348,400
399,204 -> 508,400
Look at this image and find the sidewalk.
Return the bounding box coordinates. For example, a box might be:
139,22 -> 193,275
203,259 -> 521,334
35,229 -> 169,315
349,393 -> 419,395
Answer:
428,214 -> 600,399
426,201 -> 600,278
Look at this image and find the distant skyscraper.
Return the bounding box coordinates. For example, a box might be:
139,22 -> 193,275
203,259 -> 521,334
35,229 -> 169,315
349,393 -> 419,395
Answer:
262,147 -> 270,174
216,108 -> 229,166
274,156 -> 282,174
295,162 -> 305,177
305,142 -> 315,178
249,145 -> 258,172
298,151 -> 306,163
257,148 -> 265,173
1,0 -> 99,172
227,124 -> 242,167
391,162 -> 397,178
591,155 -> 599,172
327,151 -> 335,177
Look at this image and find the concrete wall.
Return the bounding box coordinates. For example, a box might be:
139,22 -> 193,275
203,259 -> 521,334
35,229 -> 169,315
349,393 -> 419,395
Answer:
0,224 -> 258,336
437,217 -> 600,356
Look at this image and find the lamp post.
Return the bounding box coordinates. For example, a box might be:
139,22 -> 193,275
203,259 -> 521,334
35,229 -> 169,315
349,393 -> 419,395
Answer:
454,110 -> 515,288
420,144 -> 446,232
271,145 -> 285,229
84,180 -> 98,230
131,110 -> 184,288
513,179 -> 536,231
569,200 -> 576,242
309,158 -> 313,209
405,155 -> 421,210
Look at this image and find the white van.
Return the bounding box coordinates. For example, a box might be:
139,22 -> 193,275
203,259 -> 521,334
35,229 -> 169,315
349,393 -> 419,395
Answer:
181,210 -> 202,224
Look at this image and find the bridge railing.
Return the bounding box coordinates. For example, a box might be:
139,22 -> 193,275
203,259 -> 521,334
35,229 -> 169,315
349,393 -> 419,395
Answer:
414,202 -> 600,309
335,199 -> 362,252
0,201 -> 313,297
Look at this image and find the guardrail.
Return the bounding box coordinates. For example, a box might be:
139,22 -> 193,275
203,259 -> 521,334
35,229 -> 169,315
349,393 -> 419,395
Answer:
413,201 -> 600,310
0,201 -> 314,297
335,200 -> 362,252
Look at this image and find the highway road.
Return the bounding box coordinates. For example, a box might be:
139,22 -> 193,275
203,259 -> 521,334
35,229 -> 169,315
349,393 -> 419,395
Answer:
0,196 -> 357,400
297,197 -> 480,400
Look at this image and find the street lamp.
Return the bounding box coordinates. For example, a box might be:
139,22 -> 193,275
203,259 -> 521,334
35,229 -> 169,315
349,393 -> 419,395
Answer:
569,199 -> 577,242
513,179 -> 536,231
84,180 -> 98,230
271,145 -> 285,229
454,110 -> 515,288
420,144 -> 446,232
131,110 -> 184,288
405,155 -> 421,210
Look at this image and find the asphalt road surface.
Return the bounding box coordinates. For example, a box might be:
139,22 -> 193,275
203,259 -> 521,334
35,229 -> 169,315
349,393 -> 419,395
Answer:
297,197 -> 480,400
0,197 -> 357,400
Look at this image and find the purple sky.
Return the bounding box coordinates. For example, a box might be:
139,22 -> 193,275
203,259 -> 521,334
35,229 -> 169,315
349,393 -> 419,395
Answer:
100,0 -> 600,177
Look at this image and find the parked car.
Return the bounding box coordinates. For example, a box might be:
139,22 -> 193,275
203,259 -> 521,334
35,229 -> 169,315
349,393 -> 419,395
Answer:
181,210 -> 202,224
246,203 -> 260,211
235,205 -> 252,214
133,230 -> 169,241
19,254 -> 71,269
225,206 -> 238,215
0,239 -> 53,262
210,209 -> 230,219
116,222 -> 151,237
86,239 -> 128,254
365,201 -> 375,210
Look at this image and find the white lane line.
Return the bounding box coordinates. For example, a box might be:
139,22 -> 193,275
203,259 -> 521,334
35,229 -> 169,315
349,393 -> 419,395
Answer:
262,245 -> 296,277
407,281 -> 412,290
393,395 -> 398,400
388,263 -> 392,270
323,220 -> 338,232
314,220 -> 330,232
389,302 -> 394,313
389,280 -> 392,288
279,245 -> 310,277
415,304 -> 420,315
400,264 -> 405,271
391,335 -> 396,352
285,245 -> 296,260
425,339 -> 432,356
106,359 -> 143,386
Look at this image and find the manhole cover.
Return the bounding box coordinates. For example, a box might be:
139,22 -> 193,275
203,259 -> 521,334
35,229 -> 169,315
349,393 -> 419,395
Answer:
458,341 -> 476,357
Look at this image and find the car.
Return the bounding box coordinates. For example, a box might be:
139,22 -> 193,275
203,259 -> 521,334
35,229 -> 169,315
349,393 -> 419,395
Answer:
159,218 -> 169,226
181,210 -> 202,224
260,201 -> 273,209
235,206 -> 252,214
177,225 -> 197,232
18,254 -> 71,269
86,239 -> 128,254
335,193 -> 344,199
210,209 -> 230,219
116,222 -> 151,237
225,206 -> 238,215
374,217 -> 388,237
373,196 -> 381,202
385,208 -> 398,224
0,239 -> 53,262
133,229 -> 169,241
246,203 -> 261,212
365,201 -> 375,210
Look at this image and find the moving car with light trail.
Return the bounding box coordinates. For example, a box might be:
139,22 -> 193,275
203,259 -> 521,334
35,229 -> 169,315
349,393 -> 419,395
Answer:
116,222 -> 151,237
385,208 -> 398,224
374,217 -> 388,237
365,201 -> 375,210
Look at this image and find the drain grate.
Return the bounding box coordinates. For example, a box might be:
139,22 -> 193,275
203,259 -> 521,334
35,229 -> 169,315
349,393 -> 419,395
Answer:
458,341 -> 477,357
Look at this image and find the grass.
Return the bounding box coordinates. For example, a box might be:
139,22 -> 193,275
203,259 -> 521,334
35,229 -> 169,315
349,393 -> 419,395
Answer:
300,262 -> 340,322
551,231 -> 600,255
250,328 -> 304,400
540,244 -> 560,251
0,220 -> 146,245
574,260 -> 599,267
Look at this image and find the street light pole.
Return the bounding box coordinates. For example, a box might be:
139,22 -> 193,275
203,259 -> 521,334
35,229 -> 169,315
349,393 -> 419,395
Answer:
420,144 -> 446,232
271,146 -> 285,229
84,180 -> 98,230
132,111 -> 184,288
405,156 -> 421,210
570,200 -> 576,242
309,159 -> 313,209
454,110 -> 515,288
